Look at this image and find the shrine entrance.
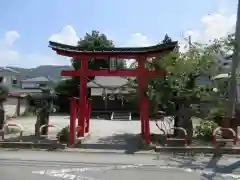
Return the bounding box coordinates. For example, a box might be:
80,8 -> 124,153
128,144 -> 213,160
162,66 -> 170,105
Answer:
49,41 -> 177,145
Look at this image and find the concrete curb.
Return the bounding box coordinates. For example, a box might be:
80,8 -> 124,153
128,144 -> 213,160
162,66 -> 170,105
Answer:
138,135 -> 155,150
76,132 -> 91,144
0,142 -> 66,149
155,146 -> 240,154
67,133 -> 91,148
64,148 -> 156,155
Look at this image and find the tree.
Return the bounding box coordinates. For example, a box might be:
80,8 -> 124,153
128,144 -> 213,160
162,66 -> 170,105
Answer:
162,34 -> 173,44
55,30 -> 122,111
71,30 -> 115,72
0,84 -> 8,129
128,35 -> 226,142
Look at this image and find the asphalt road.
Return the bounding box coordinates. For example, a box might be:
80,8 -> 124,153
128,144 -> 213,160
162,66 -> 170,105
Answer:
0,150 -> 240,180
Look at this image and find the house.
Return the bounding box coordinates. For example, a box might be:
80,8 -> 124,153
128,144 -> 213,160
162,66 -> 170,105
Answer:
87,76 -> 136,112
0,68 -> 56,117
0,67 -> 21,87
21,76 -> 56,89
0,67 -> 29,117
215,54 -> 232,73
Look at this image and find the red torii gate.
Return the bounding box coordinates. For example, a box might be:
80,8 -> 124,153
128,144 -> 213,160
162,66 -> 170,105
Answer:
49,41 -> 177,145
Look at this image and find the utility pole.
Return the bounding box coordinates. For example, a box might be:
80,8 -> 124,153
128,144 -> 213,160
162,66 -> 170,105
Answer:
227,0 -> 240,118
188,36 -> 192,47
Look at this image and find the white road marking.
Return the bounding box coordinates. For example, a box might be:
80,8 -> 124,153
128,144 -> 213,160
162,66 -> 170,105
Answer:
32,164 -> 240,180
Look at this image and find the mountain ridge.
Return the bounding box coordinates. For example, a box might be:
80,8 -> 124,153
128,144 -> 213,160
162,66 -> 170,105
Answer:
7,65 -> 73,81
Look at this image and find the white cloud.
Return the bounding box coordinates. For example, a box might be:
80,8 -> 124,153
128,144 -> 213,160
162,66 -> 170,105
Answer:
4,31 -> 20,46
125,2 -> 236,53
185,13 -> 236,42
179,4 -> 236,51
0,31 -> 20,66
124,33 -> 153,67
49,25 -> 79,46
0,1 -> 237,68
126,33 -> 152,47
0,25 -> 78,68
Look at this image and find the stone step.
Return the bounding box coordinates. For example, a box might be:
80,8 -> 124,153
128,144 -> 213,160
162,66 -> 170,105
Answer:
112,112 -> 131,120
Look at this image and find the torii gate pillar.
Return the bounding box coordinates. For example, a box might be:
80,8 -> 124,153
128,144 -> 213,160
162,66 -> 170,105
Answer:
78,56 -> 88,137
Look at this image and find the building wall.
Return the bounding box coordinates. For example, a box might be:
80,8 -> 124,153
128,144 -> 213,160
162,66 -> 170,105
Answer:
91,96 -> 137,111
3,97 -> 28,117
21,82 -> 39,89
216,54 -> 232,73
21,81 -> 49,89
0,70 -> 20,87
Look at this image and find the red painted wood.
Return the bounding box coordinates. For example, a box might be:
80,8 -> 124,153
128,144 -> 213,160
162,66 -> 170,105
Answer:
85,98 -> 92,133
7,123 -> 17,127
69,97 -> 77,145
56,49 -> 170,59
144,98 -> 150,145
52,44 -> 171,144
138,58 -> 145,137
61,70 -> 166,77
137,57 -> 151,144
78,56 -> 88,137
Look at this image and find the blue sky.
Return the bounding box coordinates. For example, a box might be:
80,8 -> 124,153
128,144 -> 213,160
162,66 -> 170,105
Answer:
0,0 -> 238,68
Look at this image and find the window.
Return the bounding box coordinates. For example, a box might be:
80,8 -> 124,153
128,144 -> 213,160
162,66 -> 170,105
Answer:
12,76 -> 17,85
39,83 -> 46,87
0,77 -> 3,83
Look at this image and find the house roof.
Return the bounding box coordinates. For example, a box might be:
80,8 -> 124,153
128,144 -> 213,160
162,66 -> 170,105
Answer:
8,86 -> 43,93
0,67 -> 20,74
49,41 -> 178,54
87,76 -> 128,88
21,76 -> 50,83
7,86 -> 43,97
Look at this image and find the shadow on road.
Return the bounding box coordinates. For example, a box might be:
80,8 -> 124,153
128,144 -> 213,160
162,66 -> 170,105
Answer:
163,152 -> 240,179
79,133 -> 143,154
202,153 -> 240,180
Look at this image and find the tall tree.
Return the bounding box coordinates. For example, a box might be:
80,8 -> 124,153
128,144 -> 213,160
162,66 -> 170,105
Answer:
55,31 -> 115,97
72,30 -> 114,72
55,30 -> 120,111
162,34 -> 173,44
0,84 -> 8,129
128,35 -> 225,142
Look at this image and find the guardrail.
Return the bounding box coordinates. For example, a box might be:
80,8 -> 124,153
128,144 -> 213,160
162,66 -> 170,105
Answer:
213,127 -> 237,146
155,121 -> 167,146
38,124 -> 61,143
0,123 -> 24,142
166,127 -> 188,147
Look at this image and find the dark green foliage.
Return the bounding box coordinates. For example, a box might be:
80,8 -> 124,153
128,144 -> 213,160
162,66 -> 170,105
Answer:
71,30 -> 114,72
0,85 -> 8,129
55,30 -> 119,99
0,85 -> 9,101
206,107 -> 227,125
162,34 -> 173,44
195,120 -> 218,141
57,126 -> 69,143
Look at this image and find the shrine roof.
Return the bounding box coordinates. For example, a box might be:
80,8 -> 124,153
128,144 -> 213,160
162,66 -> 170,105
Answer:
48,41 -> 178,54
87,76 -> 128,88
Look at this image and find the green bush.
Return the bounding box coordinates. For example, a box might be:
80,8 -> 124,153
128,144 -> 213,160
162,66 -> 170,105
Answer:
194,120 -> 218,141
206,107 -> 227,125
0,85 -> 9,101
57,126 -> 69,143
